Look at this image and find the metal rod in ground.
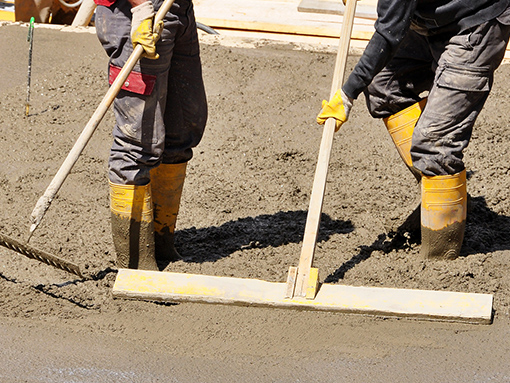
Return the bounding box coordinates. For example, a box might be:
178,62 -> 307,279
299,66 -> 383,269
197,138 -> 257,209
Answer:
25,17 -> 35,117
0,232 -> 83,277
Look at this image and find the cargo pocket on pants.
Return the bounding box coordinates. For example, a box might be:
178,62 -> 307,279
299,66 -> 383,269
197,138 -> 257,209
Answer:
435,64 -> 490,93
429,64 -> 490,122
109,64 -> 157,96
109,64 -> 161,144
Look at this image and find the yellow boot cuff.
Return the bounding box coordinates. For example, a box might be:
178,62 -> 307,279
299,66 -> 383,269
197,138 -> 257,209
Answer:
383,98 -> 427,168
421,170 -> 467,231
109,181 -> 153,223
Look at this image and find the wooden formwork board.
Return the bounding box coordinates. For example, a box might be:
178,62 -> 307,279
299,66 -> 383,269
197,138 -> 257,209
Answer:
194,0 -> 375,40
194,0 -> 510,62
296,0 -> 510,62
113,269 -> 494,324
298,0 -> 377,19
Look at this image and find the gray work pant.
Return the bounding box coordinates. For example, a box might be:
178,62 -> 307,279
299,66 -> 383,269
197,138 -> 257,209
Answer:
95,0 -> 207,185
365,9 -> 510,176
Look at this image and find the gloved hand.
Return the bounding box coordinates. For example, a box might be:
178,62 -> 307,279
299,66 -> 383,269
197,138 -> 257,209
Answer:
316,88 -> 354,131
131,1 -> 164,59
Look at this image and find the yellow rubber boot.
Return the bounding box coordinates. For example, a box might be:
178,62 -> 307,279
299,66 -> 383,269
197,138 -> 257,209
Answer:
383,98 -> 427,182
150,162 -> 187,267
109,181 -> 158,270
421,170 -> 467,259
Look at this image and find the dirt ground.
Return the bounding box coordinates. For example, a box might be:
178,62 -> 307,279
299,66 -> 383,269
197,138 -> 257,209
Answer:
1,22 -> 510,382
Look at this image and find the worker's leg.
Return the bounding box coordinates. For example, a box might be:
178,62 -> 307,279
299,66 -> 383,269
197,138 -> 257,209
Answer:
412,16 -> 510,176
150,162 -> 187,266
364,30 -> 434,179
158,0 -> 207,165
382,99 -> 427,182
109,181 -> 158,270
421,170 -> 467,259
412,14 -> 510,258
96,0 -> 207,268
362,31 -> 434,236
150,0 -> 207,267
95,0 -> 178,269
96,0 -> 178,186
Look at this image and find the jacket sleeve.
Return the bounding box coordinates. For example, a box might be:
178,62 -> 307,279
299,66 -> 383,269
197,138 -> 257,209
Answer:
342,0 -> 418,99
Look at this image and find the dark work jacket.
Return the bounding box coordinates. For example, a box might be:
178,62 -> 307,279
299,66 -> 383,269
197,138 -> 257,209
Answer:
343,0 -> 510,99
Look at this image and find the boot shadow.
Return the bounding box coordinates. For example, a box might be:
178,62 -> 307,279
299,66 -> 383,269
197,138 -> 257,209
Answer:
324,212 -> 420,284
324,195 -> 510,284
166,210 -> 354,266
462,195 -> 510,256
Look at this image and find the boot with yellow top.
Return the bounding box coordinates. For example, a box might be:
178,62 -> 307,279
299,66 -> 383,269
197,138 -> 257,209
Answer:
383,98 -> 427,182
109,181 -> 159,270
421,170 -> 467,259
382,99 -> 426,236
150,162 -> 187,269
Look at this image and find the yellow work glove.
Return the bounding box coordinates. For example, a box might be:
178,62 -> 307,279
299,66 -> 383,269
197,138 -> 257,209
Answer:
316,88 -> 354,131
131,1 -> 163,59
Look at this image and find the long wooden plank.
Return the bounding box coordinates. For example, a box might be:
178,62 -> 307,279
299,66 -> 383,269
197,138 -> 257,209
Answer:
194,0 -> 510,57
113,269 -> 494,324
295,0 -> 510,59
194,0 -> 375,35
298,0 -> 377,19
196,17 -> 374,40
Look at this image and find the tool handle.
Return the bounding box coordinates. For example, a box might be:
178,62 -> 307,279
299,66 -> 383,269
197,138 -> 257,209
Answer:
292,0 -> 357,298
28,0 -> 176,241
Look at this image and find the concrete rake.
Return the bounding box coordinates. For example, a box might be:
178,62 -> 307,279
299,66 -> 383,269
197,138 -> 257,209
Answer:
0,232 -> 82,277
112,0 -> 494,324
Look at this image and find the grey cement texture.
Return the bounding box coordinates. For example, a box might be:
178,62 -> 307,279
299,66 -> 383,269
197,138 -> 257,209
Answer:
1,23 -> 510,382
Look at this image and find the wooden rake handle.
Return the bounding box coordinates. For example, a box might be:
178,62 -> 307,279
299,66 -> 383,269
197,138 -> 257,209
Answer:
27,0 -> 176,242
286,0 -> 358,299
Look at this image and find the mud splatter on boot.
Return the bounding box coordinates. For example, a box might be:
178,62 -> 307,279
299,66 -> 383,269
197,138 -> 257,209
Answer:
421,170 -> 467,260
150,162 -> 187,270
109,181 -> 158,270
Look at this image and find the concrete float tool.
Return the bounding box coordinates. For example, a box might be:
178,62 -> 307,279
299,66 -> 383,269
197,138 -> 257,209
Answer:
112,0 -> 493,324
